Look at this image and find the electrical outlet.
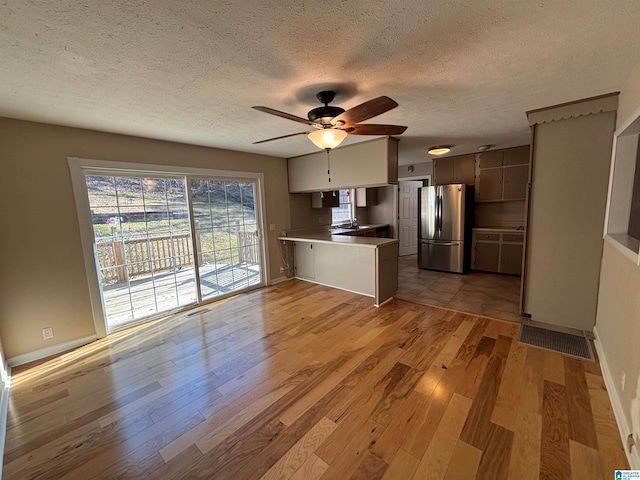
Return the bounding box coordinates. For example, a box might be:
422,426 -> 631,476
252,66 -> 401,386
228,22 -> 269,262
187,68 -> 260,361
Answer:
627,433 -> 636,453
622,371 -> 626,391
280,266 -> 284,272
269,224 -> 276,231
42,327 -> 54,340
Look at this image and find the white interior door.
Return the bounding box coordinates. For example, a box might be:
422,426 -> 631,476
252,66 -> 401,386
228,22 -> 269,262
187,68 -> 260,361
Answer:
398,180 -> 423,256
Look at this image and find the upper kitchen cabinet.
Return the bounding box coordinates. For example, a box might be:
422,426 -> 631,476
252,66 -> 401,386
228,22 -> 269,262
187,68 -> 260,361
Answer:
475,146 -> 530,202
433,154 -> 475,185
288,137 -> 399,193
478,150 -> 504,169
311,191 -> 340,208
503,146 -> 530,166
288,153 -> 332,192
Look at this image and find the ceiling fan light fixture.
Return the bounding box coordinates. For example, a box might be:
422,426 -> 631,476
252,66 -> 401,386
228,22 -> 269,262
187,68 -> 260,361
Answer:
308,129 -> 347,149
428,145 -> 452,155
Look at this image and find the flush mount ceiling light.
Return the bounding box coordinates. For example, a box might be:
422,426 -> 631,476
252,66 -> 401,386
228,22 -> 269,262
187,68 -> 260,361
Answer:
478,145 -> 492,151
307,128 -> 348,149
428,145 -> 452,155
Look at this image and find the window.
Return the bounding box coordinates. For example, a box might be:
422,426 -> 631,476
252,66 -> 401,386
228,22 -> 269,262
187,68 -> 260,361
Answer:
331,189 -> 353,225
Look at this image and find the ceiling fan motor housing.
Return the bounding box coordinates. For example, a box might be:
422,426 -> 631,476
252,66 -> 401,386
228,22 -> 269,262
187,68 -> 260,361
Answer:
308,105 -> 345,124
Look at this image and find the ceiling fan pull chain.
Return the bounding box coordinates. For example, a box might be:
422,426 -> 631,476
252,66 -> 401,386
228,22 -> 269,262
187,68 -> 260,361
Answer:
326,148 -> 331,183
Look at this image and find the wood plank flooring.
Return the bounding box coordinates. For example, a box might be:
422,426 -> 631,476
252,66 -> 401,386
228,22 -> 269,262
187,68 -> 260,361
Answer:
3,280 -> 629,479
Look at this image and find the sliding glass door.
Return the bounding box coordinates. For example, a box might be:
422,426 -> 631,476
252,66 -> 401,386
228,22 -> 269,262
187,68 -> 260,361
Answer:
190,179 -> 262,300
86,175 -> 197,328
76,164 -> 266,333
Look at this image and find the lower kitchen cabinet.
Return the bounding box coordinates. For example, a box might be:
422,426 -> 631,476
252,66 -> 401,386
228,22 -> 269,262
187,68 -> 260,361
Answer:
473,242 -> 500,272
500,243 -> 523,275
472,230 -> 524,275
293,242 -> 315,279
285,238 -> 399,306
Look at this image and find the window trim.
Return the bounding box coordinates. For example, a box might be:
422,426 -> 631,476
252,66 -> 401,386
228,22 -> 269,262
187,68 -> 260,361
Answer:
603,102 -> 640,265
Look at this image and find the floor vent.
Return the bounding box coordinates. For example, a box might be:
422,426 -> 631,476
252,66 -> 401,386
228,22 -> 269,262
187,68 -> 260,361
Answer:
519,324 -> 594,361
186,308 -> 211,317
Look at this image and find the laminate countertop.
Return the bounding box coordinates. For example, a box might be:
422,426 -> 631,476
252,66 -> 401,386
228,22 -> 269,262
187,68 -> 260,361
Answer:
473,226 -> 525,233
278,225 -> 398,248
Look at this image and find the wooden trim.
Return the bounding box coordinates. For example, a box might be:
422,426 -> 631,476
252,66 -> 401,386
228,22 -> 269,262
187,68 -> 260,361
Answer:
0,379 -> 9,480
520,125 -> 536,315
525,92 -> 620,116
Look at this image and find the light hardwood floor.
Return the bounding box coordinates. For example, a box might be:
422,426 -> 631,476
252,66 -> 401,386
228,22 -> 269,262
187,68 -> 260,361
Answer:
3,280 -> 628,479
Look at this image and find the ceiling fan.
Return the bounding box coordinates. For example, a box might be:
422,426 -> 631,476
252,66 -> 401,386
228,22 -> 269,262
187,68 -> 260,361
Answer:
252,91 -> 408,149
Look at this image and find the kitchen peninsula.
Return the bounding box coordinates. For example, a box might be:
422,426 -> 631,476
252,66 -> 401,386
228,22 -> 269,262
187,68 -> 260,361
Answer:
279,225 -> 399,306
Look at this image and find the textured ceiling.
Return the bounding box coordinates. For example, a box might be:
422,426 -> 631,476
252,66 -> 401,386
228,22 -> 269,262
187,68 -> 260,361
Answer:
1,1 -> 640,165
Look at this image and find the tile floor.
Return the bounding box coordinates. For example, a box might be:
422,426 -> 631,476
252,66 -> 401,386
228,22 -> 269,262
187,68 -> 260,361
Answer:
396,254 -> 526,323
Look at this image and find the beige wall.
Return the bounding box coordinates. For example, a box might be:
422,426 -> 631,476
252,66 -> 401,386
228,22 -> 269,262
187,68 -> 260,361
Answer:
289,194 -> 330,229
368,186 -> 396,237
595,62 -> 640,464
524,109 -> 616,330
0,117 -> 290,360
398,161 -> 433,179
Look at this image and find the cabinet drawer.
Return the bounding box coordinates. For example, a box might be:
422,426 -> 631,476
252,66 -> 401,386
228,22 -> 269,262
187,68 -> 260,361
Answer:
474,233 -> 500,241
502,234 -> 524,243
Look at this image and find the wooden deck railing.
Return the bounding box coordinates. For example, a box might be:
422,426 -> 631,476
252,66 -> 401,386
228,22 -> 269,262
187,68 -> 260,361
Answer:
97,227 -> 259,284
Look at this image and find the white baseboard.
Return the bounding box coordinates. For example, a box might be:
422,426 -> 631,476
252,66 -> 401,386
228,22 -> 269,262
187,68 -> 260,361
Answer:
269,275 -> 292,285
0,370 -> 11,480
7,334 -> 97,368
593,326 -> 640,470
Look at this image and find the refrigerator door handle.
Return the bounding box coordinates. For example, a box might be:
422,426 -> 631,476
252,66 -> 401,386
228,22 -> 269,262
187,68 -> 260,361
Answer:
437,194 -> 443,233
422,241 -> 460,246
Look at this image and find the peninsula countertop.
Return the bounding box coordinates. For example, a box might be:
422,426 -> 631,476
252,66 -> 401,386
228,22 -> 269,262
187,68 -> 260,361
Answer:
278,225 -> 398,248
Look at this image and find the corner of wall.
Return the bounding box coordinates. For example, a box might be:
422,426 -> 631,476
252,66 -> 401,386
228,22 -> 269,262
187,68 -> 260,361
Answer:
593,326 -> 640,469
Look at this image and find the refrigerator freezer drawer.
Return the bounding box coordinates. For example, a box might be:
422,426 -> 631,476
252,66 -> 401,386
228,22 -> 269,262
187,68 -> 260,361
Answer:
418,240 -> 464,273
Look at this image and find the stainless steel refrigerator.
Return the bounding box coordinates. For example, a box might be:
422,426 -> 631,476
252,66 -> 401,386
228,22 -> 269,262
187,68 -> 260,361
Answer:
418,184 -> 474,273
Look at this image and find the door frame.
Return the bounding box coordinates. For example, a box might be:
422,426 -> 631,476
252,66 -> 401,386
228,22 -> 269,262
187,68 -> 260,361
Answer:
394,174 -> 431,248
68,157 -> 269,338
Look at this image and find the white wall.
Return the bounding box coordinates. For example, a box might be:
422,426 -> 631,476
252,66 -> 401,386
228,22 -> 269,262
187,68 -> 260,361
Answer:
595,61 -> 640,468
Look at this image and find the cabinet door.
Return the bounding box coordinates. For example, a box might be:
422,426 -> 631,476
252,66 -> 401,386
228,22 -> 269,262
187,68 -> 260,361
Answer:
288,153 -> 331,193
478,150 -> 504,169
331,137 -> 394,188
294,242 -> 315,279
473,242 -> 500,272
434,158 -> 454,185
476,168 -> 503,201
503,165 -> 529,200
500,243 -> 523,275
503,146 -> 530,166
453,155 -> 476,184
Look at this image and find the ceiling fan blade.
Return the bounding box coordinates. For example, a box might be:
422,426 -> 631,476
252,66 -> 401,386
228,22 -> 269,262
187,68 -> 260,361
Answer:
334,96 -> 398,125
344,124 -> 408,135
252,106 -> 316,126
253,131 -> 312,144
